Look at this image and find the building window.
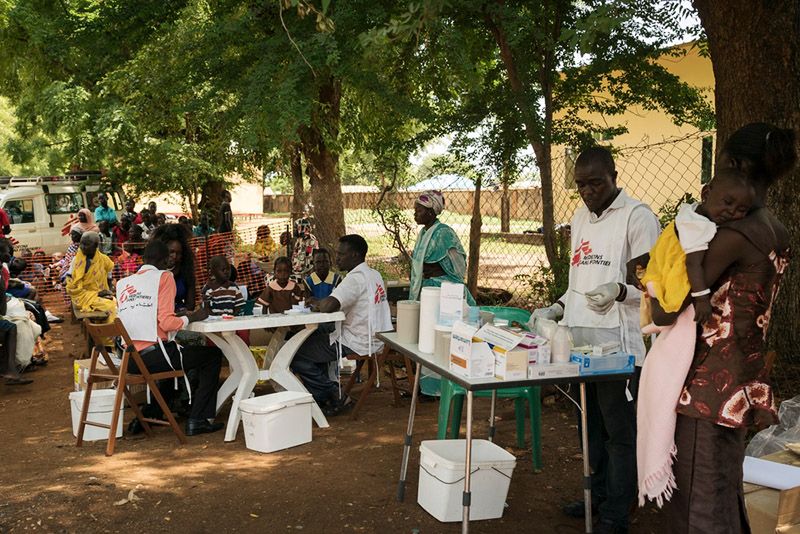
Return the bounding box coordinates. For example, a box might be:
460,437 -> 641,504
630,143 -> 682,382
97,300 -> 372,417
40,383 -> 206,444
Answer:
592,131 -> 615,142
564,147 -> 578,189
701,136 -> 714,184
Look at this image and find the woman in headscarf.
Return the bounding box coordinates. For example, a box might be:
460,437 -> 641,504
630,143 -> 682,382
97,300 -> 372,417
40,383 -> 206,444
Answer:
71,208 -> 99,234
409,190 -> 475,304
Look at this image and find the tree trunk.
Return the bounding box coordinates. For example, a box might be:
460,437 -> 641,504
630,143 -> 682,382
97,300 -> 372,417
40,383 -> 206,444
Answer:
484,10 -> 559,272
288,142 -> 305,221
299,76 -> 346,252
467,176 -> 482,298
198,179 -> 225,228
500,165 -> 511,233
693,0 -> 800,374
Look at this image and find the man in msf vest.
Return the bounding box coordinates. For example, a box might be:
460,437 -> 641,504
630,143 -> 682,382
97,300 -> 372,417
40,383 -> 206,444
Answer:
117,240 -> 223,436
532,147 -> 659,533
292,234 -> 392,417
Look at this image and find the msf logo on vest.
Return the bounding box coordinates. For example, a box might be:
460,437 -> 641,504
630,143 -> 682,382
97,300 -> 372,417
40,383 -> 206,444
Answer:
572,240 -> 593,266
572,239 -> 612,267
118,283 -> 138,304
374,283 -> 386,304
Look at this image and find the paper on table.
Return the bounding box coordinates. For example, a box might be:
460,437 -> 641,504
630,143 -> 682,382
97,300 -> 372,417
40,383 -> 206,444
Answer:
743,456 -> 800,490
438,281 -> 464,326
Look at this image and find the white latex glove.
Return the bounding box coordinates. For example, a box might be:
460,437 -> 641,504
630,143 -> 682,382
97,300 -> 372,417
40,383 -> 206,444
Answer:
585,282 -> 622,314
531,302 -> 564,322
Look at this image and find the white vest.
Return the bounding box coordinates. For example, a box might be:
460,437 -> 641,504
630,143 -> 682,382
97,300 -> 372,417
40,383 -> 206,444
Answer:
117,265 -> 165,342
564,192 -> 643,330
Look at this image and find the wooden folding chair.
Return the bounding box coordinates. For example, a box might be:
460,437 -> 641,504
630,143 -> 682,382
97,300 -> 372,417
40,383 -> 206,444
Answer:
77,318 -> 187,456
343,346 -> 411,419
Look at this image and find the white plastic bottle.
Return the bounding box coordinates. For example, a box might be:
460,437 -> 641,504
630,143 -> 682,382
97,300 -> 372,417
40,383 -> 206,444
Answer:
551,325 -> 572,363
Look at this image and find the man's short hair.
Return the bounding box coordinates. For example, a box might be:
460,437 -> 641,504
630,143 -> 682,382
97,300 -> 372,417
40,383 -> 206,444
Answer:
81,231 -> 100,245
576,146 -> 616,174
339,234 -> 368,258
313,248 -> 330,259
0,237 -> 12,253
143,239 -> 169,265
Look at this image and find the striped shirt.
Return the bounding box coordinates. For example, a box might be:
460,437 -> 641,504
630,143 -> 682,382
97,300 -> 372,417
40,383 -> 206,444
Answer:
203,282 -> 245,316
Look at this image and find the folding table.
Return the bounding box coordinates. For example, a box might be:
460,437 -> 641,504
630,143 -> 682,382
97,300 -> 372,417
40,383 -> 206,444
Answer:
185,311 -> 345,442
378,331 -> 631,534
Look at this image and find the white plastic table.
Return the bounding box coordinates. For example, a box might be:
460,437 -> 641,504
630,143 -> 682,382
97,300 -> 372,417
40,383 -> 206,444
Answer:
378,332 -> 632,534
185,311 -> 345,442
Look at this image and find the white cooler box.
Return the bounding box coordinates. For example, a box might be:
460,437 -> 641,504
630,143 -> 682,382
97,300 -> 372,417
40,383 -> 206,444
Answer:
418,439 -> 516,522
69,389 -> 124,442
239,391 -> 313,453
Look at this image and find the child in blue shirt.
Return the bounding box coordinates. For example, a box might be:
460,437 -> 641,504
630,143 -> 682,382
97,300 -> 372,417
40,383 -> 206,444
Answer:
303,248 -> 341,299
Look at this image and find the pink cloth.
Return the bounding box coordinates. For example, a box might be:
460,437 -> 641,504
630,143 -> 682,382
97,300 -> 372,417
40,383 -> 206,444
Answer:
636,304 -> 696,507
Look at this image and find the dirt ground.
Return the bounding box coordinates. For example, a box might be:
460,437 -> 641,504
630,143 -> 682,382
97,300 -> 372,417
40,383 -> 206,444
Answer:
0,321 -> 666,534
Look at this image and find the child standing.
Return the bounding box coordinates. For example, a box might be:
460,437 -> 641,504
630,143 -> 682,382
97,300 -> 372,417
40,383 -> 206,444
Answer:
303,249 -> 341,299
97,220 -> 114,256
257,256 -> 304,313
202,256 -> 245,316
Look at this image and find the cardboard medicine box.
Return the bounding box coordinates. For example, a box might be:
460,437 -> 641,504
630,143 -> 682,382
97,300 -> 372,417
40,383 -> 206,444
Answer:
449,321 -> 495,379
472,324 -> 531,381
74,358 -> 114,391
73,358 -> 147,405
744,450 -> 800,534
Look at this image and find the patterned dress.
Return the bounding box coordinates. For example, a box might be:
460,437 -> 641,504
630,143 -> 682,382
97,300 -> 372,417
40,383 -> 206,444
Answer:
666,208 -> 791,534
677,210 -> 790,428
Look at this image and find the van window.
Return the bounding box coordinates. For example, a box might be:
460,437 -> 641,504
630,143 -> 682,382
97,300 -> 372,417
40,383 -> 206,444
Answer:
46,193 -> 84,214
86,191 -> 122,211
5,199 -> 35,224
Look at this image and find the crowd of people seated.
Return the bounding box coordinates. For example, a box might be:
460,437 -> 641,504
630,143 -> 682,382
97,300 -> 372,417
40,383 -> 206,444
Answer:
3,189 -> 393,435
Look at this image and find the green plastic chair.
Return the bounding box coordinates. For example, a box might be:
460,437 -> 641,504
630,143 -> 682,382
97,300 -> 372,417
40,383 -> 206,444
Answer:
242,298 -> 257,316
437,306 -> 543,471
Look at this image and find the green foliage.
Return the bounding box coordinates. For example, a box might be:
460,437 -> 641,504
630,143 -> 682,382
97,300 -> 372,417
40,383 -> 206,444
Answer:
513,230 -> 571,307
658,192 -> 699,229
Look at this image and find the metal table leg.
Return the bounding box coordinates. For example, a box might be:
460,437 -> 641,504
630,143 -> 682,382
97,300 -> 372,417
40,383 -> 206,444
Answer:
580,382 -> 592,534
397,362 -> 422,502
488,390 -> 497,442
462,390 -> 474,533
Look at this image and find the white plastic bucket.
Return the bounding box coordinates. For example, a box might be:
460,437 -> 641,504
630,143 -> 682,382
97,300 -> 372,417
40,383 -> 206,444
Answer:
69,389 -> 124,441
239,391 -> 313,453
418,439 -> 516,522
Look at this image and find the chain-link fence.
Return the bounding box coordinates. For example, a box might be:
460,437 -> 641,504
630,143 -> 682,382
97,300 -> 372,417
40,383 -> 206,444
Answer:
323,131 -> 795,399
13,130 -> 796,398
337,132 -> 711,303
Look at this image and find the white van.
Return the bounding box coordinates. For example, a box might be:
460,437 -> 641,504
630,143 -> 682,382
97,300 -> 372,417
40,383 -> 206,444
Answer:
0,174 -> 125,254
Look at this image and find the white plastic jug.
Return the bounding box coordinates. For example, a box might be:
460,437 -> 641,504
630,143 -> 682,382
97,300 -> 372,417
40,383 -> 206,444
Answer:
551,325 -> 572,363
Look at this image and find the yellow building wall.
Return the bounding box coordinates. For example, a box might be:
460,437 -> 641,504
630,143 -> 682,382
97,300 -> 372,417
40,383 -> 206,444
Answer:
140,174 -> 264,218
553,42 -> 715,224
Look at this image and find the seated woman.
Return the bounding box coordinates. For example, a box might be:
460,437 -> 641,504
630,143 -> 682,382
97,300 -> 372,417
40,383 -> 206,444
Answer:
409,190 -> 475,304
72,208 -> 99,233
150,223 -> 196,312
253,225 -> 278,260
0,300 -> 31,386
65,232 -> 116,321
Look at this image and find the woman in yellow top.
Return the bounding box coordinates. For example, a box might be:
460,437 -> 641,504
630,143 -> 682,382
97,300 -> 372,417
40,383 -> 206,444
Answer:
253,225 -> 278,259
65,231 -> 117,322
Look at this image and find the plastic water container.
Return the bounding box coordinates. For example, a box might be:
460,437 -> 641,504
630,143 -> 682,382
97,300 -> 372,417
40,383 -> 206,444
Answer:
418,439 -> 516,522
69,389 -> 123,441
239,391 -> 313,453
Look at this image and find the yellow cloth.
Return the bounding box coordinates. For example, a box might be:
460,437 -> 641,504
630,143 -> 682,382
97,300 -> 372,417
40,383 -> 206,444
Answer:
65,249 -> 117,321
640,222 -> 691,313
254,238 -> 278,258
